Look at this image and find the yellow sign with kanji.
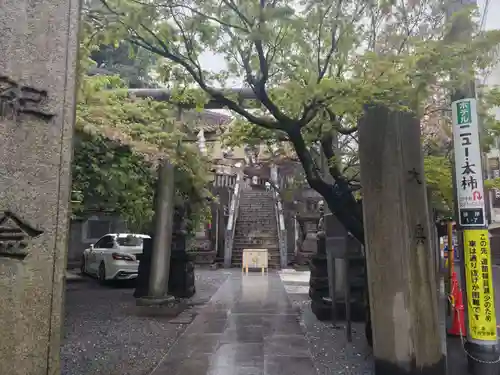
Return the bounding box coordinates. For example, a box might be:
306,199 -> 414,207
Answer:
463,229 -> 497,341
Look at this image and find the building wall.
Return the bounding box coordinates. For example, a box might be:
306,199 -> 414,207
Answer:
67,215 -> 128,267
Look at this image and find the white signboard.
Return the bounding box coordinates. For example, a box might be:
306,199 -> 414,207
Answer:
242,248 -> 268,274
451,98 -> 486,227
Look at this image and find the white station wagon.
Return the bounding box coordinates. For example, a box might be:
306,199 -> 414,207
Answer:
81,233 -> 150,283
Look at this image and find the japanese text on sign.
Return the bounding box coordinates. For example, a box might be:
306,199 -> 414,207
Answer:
452,99 -> 486,226
463,229 -> 497,341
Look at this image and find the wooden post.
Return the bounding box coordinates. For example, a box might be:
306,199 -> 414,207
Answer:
358,105 -> 444,375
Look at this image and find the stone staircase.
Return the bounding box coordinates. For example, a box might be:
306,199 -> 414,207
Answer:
231,188 -> 281,268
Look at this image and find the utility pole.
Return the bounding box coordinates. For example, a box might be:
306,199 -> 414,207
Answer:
448,1 -> 499,373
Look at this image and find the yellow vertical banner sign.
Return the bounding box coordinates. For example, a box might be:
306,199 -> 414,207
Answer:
463,229 -> 497,341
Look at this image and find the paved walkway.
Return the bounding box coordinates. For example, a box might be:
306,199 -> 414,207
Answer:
149,272 -> 317,375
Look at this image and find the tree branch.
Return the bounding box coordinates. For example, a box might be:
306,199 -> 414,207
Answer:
250,0 -> 292,125
222,0 -> 253,28
317,0 -> 343,81
99,0 -> 286,131
325,108 -> 357,134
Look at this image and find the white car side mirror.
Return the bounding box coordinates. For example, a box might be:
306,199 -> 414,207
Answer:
90,244 -> 94,250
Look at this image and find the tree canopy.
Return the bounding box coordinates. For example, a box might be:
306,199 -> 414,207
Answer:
73,12 -> 213,233
73,75 -> 213,232
86,0 -> 500,243
89,42 -> 159,88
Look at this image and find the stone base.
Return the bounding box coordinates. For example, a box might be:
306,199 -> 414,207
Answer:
134,238 -> 196,300
311,298 -> 332,321
308,253 -> 366,322
190,250 -> 217,264
133,296 -> 187,318
136,295 -> 177,307
294,251 -> 315,265
310,297 -> 366,322
169,251 -> 196,298
292,264 -> 310,271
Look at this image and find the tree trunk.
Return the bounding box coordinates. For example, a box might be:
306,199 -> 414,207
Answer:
358,105 -> 444,375
287,127 -> 365,244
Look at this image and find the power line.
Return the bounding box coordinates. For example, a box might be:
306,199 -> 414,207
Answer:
480,0 -> 490,31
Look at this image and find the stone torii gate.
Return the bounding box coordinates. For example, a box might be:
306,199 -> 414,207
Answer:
130,88 -> 268,304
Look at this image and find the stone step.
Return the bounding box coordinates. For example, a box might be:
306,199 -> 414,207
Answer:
234,231 -> 278,236
232,248 -> 280,254
235,225 -> 277,229
232,247 -> 280,253
235,223 -> 277,227
235,221 -> 277,226
239,200 -> 274,203
240,194 -> 274,198
234,227 -> 277,231
240,206 -> 274,211
231,248 -> 280,254
234,233 -> 278,236
234,244 -> 279,249
233,234 -> 278,238
235,225 -> 276,229
232,248 -> 280,253
234,238 -> 278,243
239,201 -> 274,204
232,245 -> 279,249
235,221 -> 277,225
234,234 -> 278,238
238,218 -> 275,221
237,215 -> 276,219
234,224 -> 277,229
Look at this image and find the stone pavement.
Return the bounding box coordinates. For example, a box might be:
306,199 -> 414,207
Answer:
142,267 -> 500,375
149,272 -> 317,375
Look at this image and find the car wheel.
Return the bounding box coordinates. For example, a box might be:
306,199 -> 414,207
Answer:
98,262 -> 106,285
80,256 -> 86,275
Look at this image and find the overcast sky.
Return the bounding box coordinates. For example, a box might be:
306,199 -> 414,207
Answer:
479,0 -> 498,30
205,1 -> 499,116
201,2 -> 498,75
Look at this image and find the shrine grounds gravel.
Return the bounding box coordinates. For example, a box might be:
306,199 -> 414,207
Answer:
61,268 -> 231,375
279,270 -> 375,375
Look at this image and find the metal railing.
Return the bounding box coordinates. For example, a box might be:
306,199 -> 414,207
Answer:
223,172 -> 243,267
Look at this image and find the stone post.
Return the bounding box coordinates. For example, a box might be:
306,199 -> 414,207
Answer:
358,105 -> 444,374
0,1 -> 81,374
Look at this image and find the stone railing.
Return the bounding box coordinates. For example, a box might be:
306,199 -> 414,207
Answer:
223,172 -> 243,267
214,173 -> 237,188
272,188 -> 287,268
270,165 -> 287,268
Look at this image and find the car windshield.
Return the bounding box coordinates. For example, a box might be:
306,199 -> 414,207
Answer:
116,235 -> 143,247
